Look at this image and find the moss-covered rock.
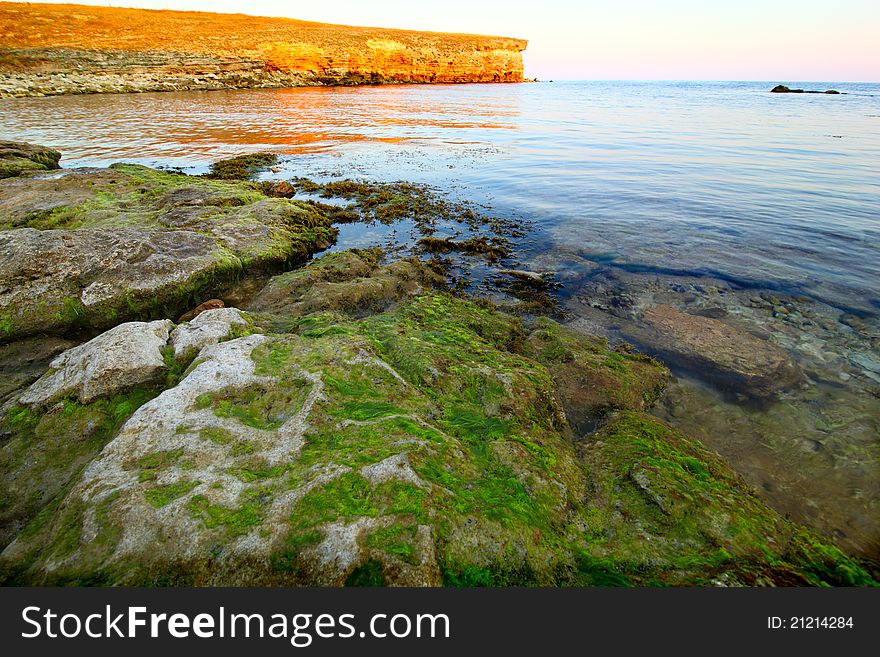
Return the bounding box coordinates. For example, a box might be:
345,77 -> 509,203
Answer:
0,161 -> 336,341
0,255 -> 871,586
205,153 -> 278,181
0,141 -> 61,179
246,248 -> 445,323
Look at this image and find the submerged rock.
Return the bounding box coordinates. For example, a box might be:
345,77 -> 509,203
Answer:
0,141 -> 61,179
0,254 -> 870,586
0,157 -> 337,341
625,304 -> 802,398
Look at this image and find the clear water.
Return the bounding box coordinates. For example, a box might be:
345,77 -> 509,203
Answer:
3,80 -> 879,312
2,80 -> 879,555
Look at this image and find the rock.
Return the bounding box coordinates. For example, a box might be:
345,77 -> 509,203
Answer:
170,307 -> 248,359
178,299 -> 225,323
499,269 -> 548,285
624,305 -> 802,398
0,5 -> 526,99
0,335 -> 77,406
524,317 -> 669,434
0,161 -> 337,341
0,255 -> 871,587
266,180 -> 296,198
0,141 -> 61,179
771,84 -> 842,95
17,320 -> 173,407
246,249 -> 444,319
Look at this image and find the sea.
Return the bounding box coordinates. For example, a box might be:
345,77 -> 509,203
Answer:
2,80 -> 878,556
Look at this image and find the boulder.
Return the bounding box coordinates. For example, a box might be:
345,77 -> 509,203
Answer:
770,85 -> 841,95
0,141 -> 61,179
0,160 -> 337,341
624,305 -> 802,398
17,320 -> 173,407
246,249 -> 444,320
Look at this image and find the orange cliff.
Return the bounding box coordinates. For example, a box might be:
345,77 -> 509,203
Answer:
0,2 -> 527,97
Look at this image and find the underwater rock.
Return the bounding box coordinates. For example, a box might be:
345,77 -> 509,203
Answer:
625,304 -> 802,398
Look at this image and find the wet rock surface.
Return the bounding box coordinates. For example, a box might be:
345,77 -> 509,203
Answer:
0,159 -> 336,341
527,247 -> 880,557
0,150 -> 874,585
1,249 -> 873,586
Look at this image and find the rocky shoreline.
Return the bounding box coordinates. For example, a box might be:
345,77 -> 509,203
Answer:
0,3 -> 527,98
0,142 -> 875,586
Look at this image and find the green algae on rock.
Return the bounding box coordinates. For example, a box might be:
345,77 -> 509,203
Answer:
0,252 -> 872,586
0,156 -> 336,341
205,153 -> 279,181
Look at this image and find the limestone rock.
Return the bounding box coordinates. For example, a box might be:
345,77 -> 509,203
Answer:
0,141 -> 61,179
18,320 -> 173,407
0,335 -> 77,406
246,249 -> 443,319
170,307 -> 248,359
625,304 -> 802,398
178,299 -> 225,323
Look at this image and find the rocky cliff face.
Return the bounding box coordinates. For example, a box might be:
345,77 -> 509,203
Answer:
0,3 -> 527,97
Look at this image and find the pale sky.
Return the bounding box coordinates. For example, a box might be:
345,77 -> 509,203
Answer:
9,0 -> 880,81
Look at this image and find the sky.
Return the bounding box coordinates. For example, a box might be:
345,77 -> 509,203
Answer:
10,0 -> 880,81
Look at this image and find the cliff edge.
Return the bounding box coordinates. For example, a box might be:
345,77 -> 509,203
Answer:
0,2 -> 527,97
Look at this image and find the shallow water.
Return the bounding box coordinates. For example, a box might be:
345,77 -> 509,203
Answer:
2,80 -> 879,555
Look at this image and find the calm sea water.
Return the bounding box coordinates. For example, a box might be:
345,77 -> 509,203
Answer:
2,80 -> 879,314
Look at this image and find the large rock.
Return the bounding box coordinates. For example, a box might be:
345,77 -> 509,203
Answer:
170,308 -> 249,359
0,162 -> 336,341
0,141 -> 61,179
625,305 -> 802,398
0,272 -> 869,586
18,320 -> 173,407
